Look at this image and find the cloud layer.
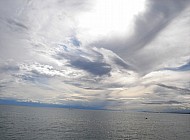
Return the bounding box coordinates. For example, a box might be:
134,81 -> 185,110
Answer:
0,0 -> 190,112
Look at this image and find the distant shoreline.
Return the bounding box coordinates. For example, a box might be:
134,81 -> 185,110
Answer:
0,99 -> 189,114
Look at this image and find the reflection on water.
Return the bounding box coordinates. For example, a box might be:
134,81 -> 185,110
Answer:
0,105 -> 190,140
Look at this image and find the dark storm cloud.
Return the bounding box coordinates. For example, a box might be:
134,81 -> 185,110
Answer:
157,84 -> 190,95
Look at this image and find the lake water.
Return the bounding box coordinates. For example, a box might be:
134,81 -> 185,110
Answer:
0,105 -> 189,140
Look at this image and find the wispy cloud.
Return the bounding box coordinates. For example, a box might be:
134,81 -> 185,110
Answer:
157,84 -> 190,95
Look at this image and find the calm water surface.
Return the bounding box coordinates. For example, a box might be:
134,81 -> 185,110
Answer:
0,105 -> 189,140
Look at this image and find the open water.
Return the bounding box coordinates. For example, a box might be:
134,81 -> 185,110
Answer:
0,105 -> 189,140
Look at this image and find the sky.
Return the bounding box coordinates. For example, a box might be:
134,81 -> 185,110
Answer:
0,0 -> 190,112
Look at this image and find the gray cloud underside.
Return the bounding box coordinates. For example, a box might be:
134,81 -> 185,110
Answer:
157,84 -> 190,95
93,0 -> 190,74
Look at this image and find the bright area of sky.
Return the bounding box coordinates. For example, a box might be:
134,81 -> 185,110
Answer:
0,0 -> 190,112
78,0 -> 145,41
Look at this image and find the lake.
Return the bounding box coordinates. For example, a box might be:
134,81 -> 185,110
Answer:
0,105 -> 189,140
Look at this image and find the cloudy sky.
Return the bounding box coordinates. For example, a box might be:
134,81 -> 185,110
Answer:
0,0 -> 190,112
